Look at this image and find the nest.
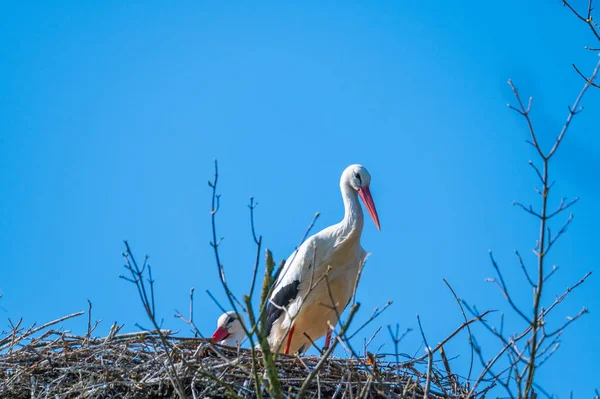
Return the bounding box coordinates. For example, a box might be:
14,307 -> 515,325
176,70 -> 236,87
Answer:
0,323 -> 474,399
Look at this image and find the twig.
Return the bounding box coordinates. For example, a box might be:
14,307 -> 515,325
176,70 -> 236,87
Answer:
346,301 -> 393,341
120,242 -> 188,398
296,304 -> 360,399
413,310 -> 494,363
0,312 -> 84,352
247,197 -> 263,301
416,315 -> 432,399
442,279 -> 474,382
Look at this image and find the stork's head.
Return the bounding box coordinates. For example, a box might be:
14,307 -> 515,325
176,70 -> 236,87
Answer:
211,311 -> 244,345
342,164 -> 381,231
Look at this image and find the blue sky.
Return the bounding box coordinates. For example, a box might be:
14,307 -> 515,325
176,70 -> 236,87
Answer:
1,0 -> 598,396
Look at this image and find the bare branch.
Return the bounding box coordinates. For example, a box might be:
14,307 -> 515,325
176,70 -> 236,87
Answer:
546,213 -> 575,254
528,160 -> 545,185
513,201 -> 543,218
205,290 -> 228,315
296,304 -> 360,399
412,310 -> 494,363
120,243 -> 187,398
346,300 -> 393,341
416,315 -> 433,399
547,197 -> 579,219
507,81 -> 545,159
545,306 -> 589,338
443,279 -> 475,382
247,196 -> 263,302
563,0 -> 600,41
543,265 -> 559,283
515,250 -> 536,288
487,251 -> 532,324
548,59 -> 600,158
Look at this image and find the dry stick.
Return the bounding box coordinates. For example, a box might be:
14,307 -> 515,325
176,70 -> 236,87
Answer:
487,251 -> 532,324
330,330 -> 383,392
122,250 -> 243,399
386,323 -> 412,390
416,315 -> 432,399
205,195 -> 267,398
442,279 -> 474,383
364,326 -> 382,352
242,296 -> 265,399
247,196 -> 262,300
319,273 -> 344,354
541,271 -> 592,318
515,250 -> 536,288
467,272 -> 592,397
563,0 -> 600,88
302,331 -> 323,353
254,249 -> 284,399
562,0 -> 600,41
346,301 -> 393,341
573,63 -> 600,88
462,302 -> 530,365
1,318 -> 23,349
206,160 -> 265,398
296,303 -> 360,399
243,197 -> 266,399
411,310 -> 493,364
470,335 -> 512,396
189,287 -> 197,337
350,254 -> 368,306
205,290 -> 228,314
438,346 -> 455,394
121,244 -> 188,399
86,300 -> 92,344
0,312 -> 84,352
507,59 -> 600,398
322,300 -> 396,391
174,290 -> 203,338
208,159 -> 245,315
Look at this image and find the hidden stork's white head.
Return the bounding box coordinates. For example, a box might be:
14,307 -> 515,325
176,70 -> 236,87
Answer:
342,164 -> 381,230
210,311 -> 245,347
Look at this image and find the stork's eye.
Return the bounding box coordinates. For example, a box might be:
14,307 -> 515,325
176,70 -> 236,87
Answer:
354,172 -> 362,184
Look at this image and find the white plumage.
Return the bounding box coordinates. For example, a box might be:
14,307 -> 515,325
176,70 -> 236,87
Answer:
265,164 -> 381,354
211,311 -> 245,347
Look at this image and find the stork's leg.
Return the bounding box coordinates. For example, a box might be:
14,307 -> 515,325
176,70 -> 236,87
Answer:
284,325 -> 295,355
322,330 -> 332,353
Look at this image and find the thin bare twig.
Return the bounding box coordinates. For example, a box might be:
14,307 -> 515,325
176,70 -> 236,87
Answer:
416,315 -> 433,399
442,279 -> 475,382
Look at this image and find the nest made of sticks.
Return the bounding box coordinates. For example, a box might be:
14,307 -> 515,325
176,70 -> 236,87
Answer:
0,321 -> 474,399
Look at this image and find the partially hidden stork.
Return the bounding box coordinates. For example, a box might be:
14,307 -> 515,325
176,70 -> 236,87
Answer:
265,164 -> 381,355
211,311 -> 245,347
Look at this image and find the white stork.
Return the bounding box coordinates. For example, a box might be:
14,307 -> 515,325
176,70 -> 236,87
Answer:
210,311 -> 245,347
265,164 -> 380,355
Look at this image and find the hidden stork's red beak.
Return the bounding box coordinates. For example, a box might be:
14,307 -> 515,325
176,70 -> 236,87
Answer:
211,326 -> 230,343
358,186 -> 381,231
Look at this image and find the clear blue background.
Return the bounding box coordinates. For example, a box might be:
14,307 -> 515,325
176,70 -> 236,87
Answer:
1,1 -> 598,397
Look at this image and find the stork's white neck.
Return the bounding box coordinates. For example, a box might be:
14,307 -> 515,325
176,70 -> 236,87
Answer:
340,180 -> 364,237
222,329 -> 245,347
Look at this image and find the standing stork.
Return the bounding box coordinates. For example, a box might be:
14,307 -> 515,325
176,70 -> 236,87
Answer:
265,164 -> 381,355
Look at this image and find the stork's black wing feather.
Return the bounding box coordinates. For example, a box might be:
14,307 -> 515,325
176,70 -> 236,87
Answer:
265,280 -> 300,336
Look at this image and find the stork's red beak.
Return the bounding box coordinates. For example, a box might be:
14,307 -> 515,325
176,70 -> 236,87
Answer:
211,326 -> 230,343
358,186 -> 381,231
